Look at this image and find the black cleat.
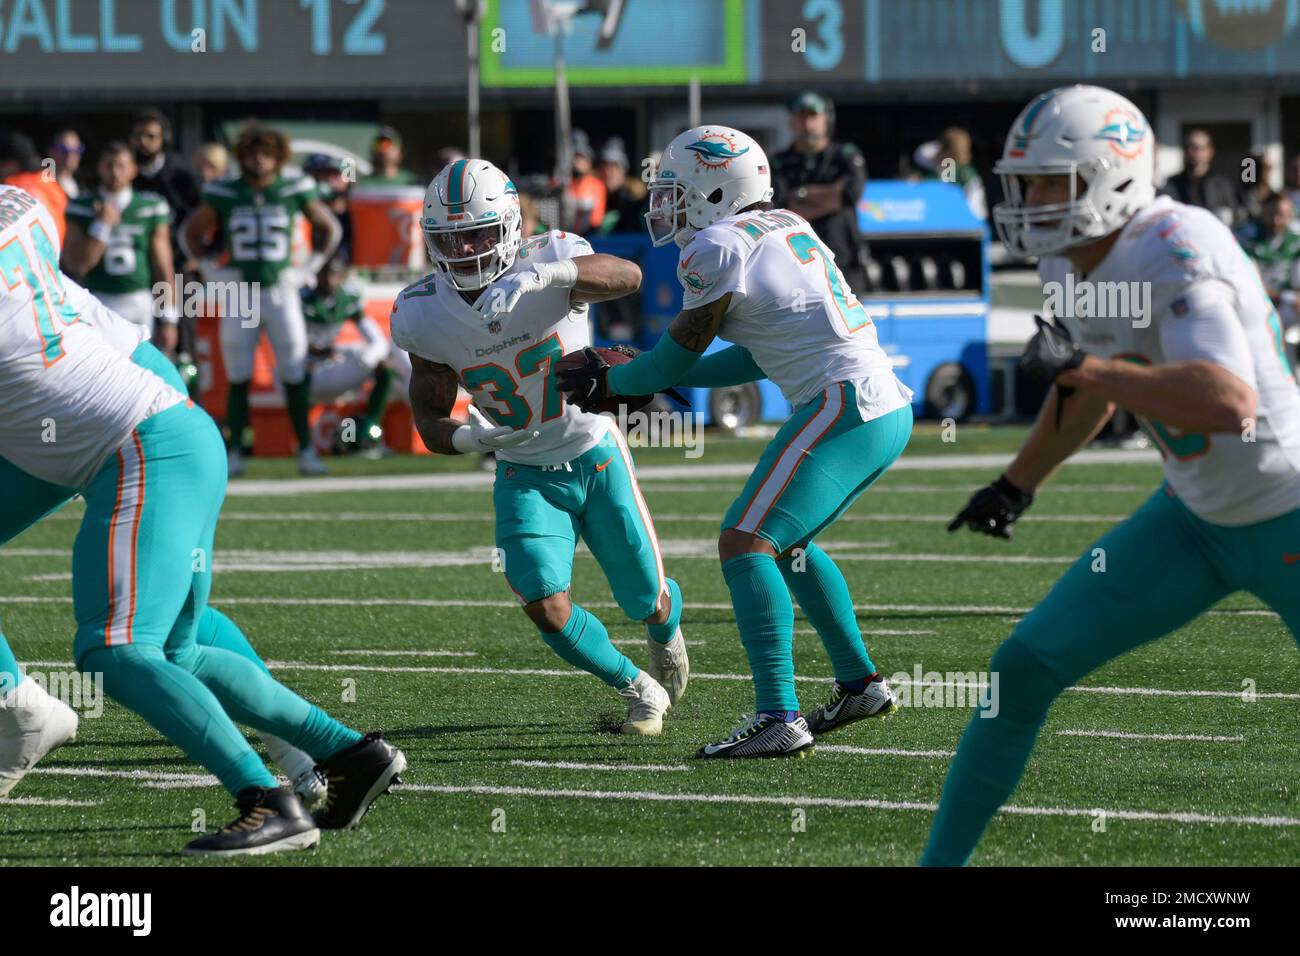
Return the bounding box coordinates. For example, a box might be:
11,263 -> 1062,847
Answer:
183,786 -> 320,857
312,732 -> 406,830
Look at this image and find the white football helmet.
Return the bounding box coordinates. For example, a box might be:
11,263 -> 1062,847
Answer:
993,84 -> 1156,257
422,158 -> 522,291
646,125 -> 774,248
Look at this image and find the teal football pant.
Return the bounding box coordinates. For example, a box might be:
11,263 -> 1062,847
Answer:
721,384 -> 913,712
0,342 -> 175,696
921,487 -> 1300,866
493,426 -> 679,688
71,398 -> 360,795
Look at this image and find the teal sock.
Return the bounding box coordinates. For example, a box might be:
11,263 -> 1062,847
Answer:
920,637 -> 1062,866
283,377 -> 314,452
194,607 -> 272,676
722,553 -> 798,713
541,604 -> 638,689
779,543 -> 876,682
80,643 -> 276,795
0,633 -> 22,697
168,640 -> 362,761
645,577 -> 683,645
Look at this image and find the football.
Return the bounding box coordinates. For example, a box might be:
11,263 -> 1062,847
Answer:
557,346 -> 655,416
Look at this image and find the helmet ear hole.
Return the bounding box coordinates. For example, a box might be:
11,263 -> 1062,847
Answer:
707,187 -> 724,204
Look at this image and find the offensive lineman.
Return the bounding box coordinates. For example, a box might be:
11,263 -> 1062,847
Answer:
0,183 -> 401,854
183,123 -> 341,477
0,276 -> 326,808
392,158 -> 688,735
63,141 -> 180,353
559,126 -> 911,758
926,85 -> 1300,865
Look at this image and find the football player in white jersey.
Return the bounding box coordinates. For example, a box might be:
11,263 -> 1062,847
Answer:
0,184 -> 403,854
0,276 -> 327,808
391,158 -> 688,736
559,126 -> 912,758
925,85 -> 1300,865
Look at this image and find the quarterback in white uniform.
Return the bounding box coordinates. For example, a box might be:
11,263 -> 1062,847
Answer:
927,85 -> 1300,865
559,126 -> 913,758
393,158 -> 688,736
0,183 -> 402,854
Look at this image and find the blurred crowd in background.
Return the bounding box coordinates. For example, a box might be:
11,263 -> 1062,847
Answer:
6,92 -> 1300,328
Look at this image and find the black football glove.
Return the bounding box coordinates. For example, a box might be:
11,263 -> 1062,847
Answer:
947,474 -> 1034,539
556,346 -> 611,413
1020,314 -> 1088,428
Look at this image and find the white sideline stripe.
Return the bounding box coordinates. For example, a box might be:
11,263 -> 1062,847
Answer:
5,595 -> 1283,621
818,744 -> 954,758
31,766 -> 218,784
0,796 -> 100,807
329,649 -> 477,658
510,759 -> 690,773
253,660 -> 1300,700
1056,729 -> 1245,743
611,638 -> 706,646
218,448 -> 1160,496
394,783 -> 1300,827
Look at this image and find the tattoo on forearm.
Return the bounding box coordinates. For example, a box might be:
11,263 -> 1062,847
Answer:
668,294 -> 730,352
410,359 -> 464,454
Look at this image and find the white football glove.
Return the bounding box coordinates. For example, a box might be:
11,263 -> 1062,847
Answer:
480,258 -> 578,322
451,404 -> 540,453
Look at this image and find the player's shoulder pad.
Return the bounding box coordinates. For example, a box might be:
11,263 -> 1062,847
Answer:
677,228 -> 745,296
518,229 -> 594,264
278,174 -> 317,199
1120,200 -> 1222,284
200,180 -> 238,202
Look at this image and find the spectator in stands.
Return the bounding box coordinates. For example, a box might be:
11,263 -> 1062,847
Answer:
192,142 -> 230,184
566,129 -> 605,234
1237,151 -> 1277,238
772,91 -> 869,293
360,127 -> 416,186
914,126 -> 987,220
49,129 -> 84,199
1161,128 -> 1240,225
1245,192 -> 1300,326
596,137 -> 647,234
1,131 -> 68,243
304,153 -> 354,260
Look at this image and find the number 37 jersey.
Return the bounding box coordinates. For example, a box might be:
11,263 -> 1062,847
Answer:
390,230 -> 609,466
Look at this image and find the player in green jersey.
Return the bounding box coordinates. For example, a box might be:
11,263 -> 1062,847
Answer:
62,142 -> 179,354
300,256 -> 400,455
183,123 -> 342,477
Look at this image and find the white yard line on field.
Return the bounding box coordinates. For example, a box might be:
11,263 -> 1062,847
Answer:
0,796 -> 100,807
1056,730 -> 1245,742
329,649 -> 477,658
394,782 -> 1300,828
250,660 -> 1300,700
796,628 -> 936,636
216,449 -> 1159,497
5,595 -> 1282,621
817,744 -> 955,758
510,759 -> 690,773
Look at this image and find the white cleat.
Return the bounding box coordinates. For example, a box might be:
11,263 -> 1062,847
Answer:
262,733 -> 327,810
697,713 -> 815,759
646,626 -> 689,707
0,677 -> 79,797
618,672 -> 670,736
297,447 -> 328,476
805,677 -> 898,736
227,448 -> 246,478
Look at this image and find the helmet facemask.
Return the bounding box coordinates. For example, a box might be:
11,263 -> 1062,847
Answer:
646,180 -> 701,248
424,211 -> 521,292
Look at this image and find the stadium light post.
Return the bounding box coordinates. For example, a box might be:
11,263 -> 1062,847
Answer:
458,0 -> 485,158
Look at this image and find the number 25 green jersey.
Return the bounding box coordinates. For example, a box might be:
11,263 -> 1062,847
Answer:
201,174 -> 317,285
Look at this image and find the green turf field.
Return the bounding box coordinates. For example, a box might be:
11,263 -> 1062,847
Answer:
2,423 -> 1297,866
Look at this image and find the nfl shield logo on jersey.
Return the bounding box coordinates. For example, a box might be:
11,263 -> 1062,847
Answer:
488,319 -> 502,335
